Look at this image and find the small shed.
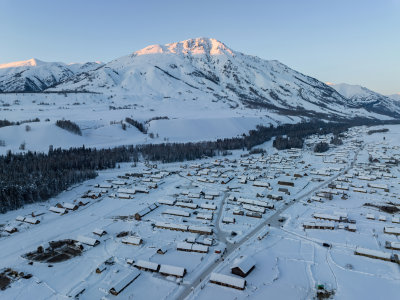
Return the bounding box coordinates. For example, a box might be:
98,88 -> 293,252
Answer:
122,236 -> 142,246
76,235 -> 100,247
49,206 -> 67,214
379,215 -> 387,222
157,246 -> 168,254
4,226 -> 18,234
366,213 -> 375,220
222,217 -> 235,224
16,216 -> 25,222
78,199 -> 90,206
63,203 -> 79,211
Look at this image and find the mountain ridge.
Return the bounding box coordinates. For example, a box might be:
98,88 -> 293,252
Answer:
0,38 -> 399,120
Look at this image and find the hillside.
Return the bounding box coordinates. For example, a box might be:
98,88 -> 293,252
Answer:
329,83 -> 400,117
0,58 -> 103,92
51,38 -> 372,120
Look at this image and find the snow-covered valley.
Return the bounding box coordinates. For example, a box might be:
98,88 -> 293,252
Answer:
1,124 -> 400,299
1,37 -> 400,300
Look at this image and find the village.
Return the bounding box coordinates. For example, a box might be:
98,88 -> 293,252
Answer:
1,125 -> 400,299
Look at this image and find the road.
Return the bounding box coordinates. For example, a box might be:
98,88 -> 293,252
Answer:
176,147 -> 361,300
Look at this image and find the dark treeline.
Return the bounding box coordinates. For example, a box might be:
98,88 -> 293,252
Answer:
1,117 -> 400,213
125,117 -> 147,133
314,142 -> 330,153
55,120 -> 82,136
0,146 -> 139,213
0,118 -> 40,129
273,136 -> 303,150
367,128 -> 389,135
330,135 -> 343,146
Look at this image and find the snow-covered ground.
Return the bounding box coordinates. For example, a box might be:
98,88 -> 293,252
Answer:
1,124 -> 400,299
0,91 -> 301,155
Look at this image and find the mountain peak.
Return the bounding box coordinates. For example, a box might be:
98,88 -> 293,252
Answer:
0,58 -> 44,69
134,37 -> 234,57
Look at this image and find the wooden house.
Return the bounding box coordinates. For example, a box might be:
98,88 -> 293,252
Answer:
4,226 -> 18,234
134,203 -> 159,220
354,247 -> 396,263
231,256 -> 256,278
118,193 -> 132,199
76,235 -> 100,247
122,236 -> 142,246
109,270 -> 140,296
366,213 -> 375,220
197,213 -> 213,220
222,217 -> 235,224
78,199 -> 89,206
199,203 -> 217,210
346,224 -> 357,232
385,241 -> 400,251
188,225 -> 213,235
176,242 -> 208,253
233,209 -> 244,216
221,177 -> 233,184
209,272 -> 246,290
245,212 -> 262,218
253,181 -> 269,188
175,202 -> 198,209
49,206 -> 68,214
159,264 -> 186,278
158,199 -> 176,206
278,181 -> 294,187
96,262 -> 107,274
303,222 -> 335,230
134,260 -> 159,272
162,209 -> 190,218
384,226 -> 400,236
392,217 -> 400,224
63,202 -> 79,211
24,217 -> 40,224
154,222 -> 188,232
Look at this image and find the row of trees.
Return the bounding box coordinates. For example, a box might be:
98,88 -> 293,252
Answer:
125,117 -> 147,133
55,120 -> 82,136
0,118 -> 40,129
0,146 -> 139,213
1,117 -> 399,213
367,128 -> 389,135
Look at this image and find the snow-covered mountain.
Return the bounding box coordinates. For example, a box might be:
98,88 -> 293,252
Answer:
0,58 -> 103,92
389,93 -> 400,101
329,83 -> 400,118
51,38 -> 371,120
1,38 -> 399,119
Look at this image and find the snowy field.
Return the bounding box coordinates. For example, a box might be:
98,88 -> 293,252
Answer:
1,124 -> 400,299
0,92 -> 301,155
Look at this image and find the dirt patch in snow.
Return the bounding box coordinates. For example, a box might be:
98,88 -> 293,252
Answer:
23,239 -> 83,263
0,268 -> 32,291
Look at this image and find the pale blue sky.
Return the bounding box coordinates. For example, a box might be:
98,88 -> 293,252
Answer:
0,0 -> 399,95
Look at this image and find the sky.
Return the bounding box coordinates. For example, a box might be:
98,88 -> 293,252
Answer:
0,0 -> 399,95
